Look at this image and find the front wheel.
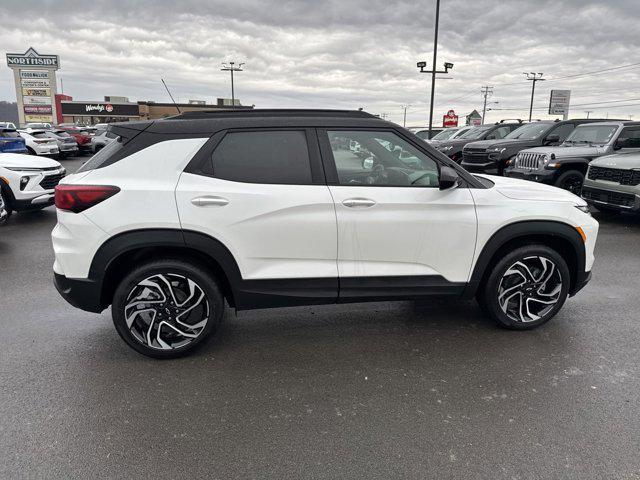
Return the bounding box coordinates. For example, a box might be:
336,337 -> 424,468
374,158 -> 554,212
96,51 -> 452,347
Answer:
112,259 -> 224,358
554,169 -> 584,195
478,245 -> 570,330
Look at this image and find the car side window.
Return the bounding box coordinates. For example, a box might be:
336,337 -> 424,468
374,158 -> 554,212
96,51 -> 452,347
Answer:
616,127 -> 640,148
550,124 -> 574,141
486,126 -> 511,140
211,130 -> 312,184
327,130 -> 439,187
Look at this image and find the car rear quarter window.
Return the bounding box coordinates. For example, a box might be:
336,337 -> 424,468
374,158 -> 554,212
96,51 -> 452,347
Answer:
211,130 -> 312,184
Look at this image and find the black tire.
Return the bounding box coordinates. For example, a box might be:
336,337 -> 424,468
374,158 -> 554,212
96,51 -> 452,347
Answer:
0,187 -> 12,222
478,245 -> 571,330
554,169 -> 584,195
111,258 -> 224,358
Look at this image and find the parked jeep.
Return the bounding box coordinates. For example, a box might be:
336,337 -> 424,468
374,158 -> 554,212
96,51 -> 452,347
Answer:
461,118 -> 613,176
504,121 -> 640,194
581,152 -> 640,213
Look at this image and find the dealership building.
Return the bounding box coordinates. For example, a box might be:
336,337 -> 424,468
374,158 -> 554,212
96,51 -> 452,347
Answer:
55,96 -> 252,124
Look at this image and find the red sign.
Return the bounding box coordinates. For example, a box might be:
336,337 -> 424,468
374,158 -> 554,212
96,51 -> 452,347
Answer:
24,105 -> 52,114
442,109 -> 458,127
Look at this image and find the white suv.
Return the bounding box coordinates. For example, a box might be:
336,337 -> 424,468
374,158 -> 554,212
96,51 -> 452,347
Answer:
0,153 -> 66,216
19,129 -> 59,156
52,110 -> 598,358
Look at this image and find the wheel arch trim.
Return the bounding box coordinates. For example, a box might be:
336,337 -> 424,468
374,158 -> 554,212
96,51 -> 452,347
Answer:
89,228 -> 243,309
463,220 -> 586,299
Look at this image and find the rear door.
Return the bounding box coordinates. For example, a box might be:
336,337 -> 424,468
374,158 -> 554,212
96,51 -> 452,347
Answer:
176,128 -> 338,290
318,128 -> 477,300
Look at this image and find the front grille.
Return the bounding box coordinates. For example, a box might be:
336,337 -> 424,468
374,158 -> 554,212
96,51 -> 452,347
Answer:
39,173 -> 65,190
588,166 -> 640,186
582,187 -> 636,208
462,148 -> 489,164
516,152 -> 545,169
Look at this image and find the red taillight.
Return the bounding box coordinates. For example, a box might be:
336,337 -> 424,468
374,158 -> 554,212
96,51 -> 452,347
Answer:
55,185 -> 120,213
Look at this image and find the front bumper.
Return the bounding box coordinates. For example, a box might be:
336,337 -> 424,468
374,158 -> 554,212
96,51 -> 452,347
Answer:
461,160 -> 500,175
504,167 -> 556,184
12,192 -> 55,210
570,270 -> 592,297
54,272 -> 104,313
581,184 -> 640,211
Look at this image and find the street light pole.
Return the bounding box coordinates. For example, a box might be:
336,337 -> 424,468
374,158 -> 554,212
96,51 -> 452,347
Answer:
221,61 -> 244,108
524,72 -> 544,122
481,85 -> 493,124
401,105 -> 411,127
416,0 -> 452,138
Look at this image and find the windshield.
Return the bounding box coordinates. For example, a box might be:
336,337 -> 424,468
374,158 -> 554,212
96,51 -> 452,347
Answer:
458,126 -> 491,140
505,122 -> 552,140
31,132 -> 50,139
0,130 -> 20,138
565,125 -> 618,144
52,130 -> 71,137
431,128 -> 459,141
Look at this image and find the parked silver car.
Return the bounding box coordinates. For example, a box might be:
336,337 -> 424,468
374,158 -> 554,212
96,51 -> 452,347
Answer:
582,151 -> 640,213
45,129 -> 79,158
90,129 -> 117,153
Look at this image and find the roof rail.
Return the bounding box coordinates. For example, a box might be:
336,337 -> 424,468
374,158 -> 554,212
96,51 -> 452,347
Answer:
496,118 -> 523,124
168,109 -> 378,120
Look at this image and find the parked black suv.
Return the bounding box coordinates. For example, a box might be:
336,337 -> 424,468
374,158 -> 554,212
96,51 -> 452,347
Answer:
461,118 -> 615,175
434,120 -> 523,163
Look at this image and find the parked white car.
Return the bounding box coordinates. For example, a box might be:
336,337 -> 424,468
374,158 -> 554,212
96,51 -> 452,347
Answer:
0,153 -> 65,216
45,129 -> 79,158
18,129 -> 59,156
52,109 -> 598,358
0,121 -> 17,130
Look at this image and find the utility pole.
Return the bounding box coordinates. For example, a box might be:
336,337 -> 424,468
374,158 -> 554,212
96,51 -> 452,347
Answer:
401,105 -> 411,127
524,72 -> 544,122
221,61 -> 244,108
585,110 -> 593,119
480,86 -> 493,124
416,0 -> 453,137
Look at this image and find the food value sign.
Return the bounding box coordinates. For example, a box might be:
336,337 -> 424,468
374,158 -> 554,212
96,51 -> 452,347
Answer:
6,48 -> 60,125
548,90 -> 571,116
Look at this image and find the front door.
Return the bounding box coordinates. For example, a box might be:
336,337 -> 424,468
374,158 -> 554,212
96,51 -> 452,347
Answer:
318,129 -> 477,300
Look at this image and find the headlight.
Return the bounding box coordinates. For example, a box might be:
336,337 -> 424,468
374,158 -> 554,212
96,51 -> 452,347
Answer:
439,145 -> 453,152
540,154 -> 550,165
488,147 -> 506,154
20,176 -> 29,190
575,204 -> 591,215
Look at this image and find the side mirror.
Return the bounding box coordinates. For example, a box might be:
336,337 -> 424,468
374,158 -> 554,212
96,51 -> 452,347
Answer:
439,165 -> 459,190
362,157 -> 374,170
544,134 -> 560,145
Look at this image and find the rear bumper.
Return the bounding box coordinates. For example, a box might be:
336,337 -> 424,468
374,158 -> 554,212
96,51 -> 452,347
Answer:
54,272 -> 104,313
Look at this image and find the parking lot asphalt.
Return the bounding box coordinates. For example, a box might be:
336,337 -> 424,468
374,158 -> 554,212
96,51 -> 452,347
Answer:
1,156 -> 640,479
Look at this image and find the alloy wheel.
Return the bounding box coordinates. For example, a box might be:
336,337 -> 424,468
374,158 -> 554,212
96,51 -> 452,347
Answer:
497,256 -> 563,323
124,273 -> 210,350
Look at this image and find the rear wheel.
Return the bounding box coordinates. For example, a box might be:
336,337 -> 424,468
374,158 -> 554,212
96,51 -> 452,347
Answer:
554,169 -> 584,195
478,245 -> 570,330
112,259 -> 224,358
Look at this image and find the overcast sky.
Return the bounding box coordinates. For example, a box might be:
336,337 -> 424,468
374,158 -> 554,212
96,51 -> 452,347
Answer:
1,0 -> 639,126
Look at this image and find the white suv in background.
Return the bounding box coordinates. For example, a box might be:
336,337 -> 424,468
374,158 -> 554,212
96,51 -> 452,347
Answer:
0,153 -> 66,217
19,129 -> 60,156
52,110 -> 598,358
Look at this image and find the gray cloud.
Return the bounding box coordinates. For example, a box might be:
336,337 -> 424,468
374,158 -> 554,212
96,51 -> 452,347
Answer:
1,0 -> 639,125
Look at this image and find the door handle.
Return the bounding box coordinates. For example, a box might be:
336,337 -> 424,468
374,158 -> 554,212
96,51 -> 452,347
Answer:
191,196 -> 229,207
342,198 -> 376,208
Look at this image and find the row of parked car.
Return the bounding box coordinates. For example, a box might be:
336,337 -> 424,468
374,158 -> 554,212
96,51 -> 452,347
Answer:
425,119 -> 640,214
0,121 -> 114,158
0,121 -> 116,224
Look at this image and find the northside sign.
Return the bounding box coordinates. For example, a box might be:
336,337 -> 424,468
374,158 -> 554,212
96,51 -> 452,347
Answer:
6,47 -> 59,69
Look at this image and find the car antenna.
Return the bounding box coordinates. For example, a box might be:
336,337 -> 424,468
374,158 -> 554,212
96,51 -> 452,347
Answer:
161,78 -> 181,114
